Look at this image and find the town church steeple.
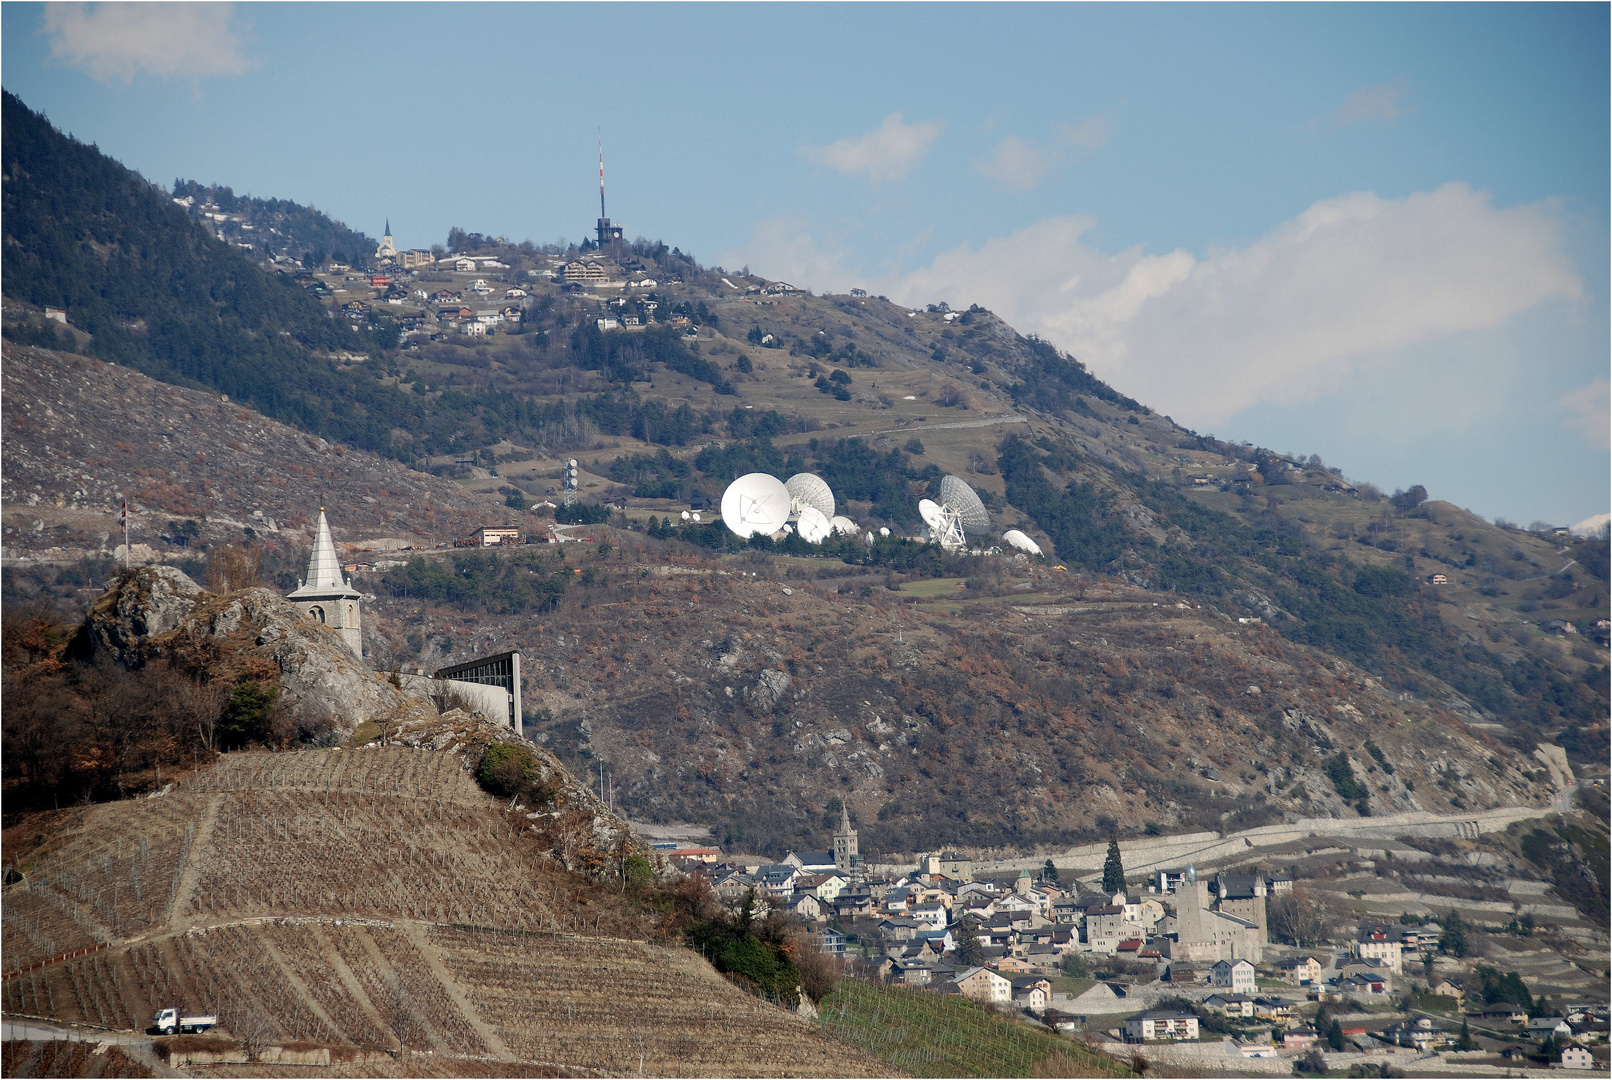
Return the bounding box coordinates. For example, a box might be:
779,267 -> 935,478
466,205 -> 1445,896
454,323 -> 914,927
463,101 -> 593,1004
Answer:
832,800 -> 858,873
375,220 -> 397,261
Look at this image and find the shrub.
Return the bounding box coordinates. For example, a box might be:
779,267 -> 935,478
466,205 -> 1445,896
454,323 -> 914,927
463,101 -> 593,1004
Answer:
220,681 -> 280,749
622,853 -> 654,889
475,742 -> 555,807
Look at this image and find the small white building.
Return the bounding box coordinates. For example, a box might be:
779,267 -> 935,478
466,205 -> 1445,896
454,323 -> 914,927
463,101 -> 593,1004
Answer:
1212,959 -> 1257,994
955,967 -> 1011,1004
1561,1046 -> 1594,1069
1123,1011 -> 1200,1043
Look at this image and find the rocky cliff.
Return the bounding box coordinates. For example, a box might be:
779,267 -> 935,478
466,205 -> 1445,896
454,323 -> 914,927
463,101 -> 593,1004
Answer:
81,565 -> 422,736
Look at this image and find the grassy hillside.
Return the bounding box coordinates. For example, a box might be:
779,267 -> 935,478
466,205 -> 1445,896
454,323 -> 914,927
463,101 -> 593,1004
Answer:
0,747 -> 883,1077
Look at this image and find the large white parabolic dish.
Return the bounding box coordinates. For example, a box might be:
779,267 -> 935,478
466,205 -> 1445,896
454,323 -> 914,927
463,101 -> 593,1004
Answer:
918,499 -> 945,531
1002,529 -> 1043,556
939,475 -> 991,532
829,515 -> 859,536
720,473 -> 792,538
785,473 -> 836,520
796,505 -> 832,544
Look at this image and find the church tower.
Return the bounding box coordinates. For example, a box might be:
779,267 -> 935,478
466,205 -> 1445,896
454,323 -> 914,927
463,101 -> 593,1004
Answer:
287,509 -> 363,656
832,802 -> 858,873
375,219 -> 397,261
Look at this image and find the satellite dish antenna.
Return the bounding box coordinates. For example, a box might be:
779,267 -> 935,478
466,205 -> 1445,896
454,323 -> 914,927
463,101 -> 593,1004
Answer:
830,515 -> 858,536
923,475 -> 990,550
720,473 -> 790,538
691,511 -> 701,522
568,459 -> 578,468
796,505 -> 832,543
784,473 -> 835,520
1002,529 -> 1043,556
680,510 -> 691,521
878,526 -> 890,537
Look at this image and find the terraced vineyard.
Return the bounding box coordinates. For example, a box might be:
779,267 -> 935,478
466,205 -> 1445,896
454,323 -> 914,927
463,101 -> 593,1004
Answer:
2,747 -> 884,1076
819,978 -> 1132,1078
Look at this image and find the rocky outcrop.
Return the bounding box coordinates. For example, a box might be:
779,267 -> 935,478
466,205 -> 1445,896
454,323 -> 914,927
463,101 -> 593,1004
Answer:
82,566 -> 430,736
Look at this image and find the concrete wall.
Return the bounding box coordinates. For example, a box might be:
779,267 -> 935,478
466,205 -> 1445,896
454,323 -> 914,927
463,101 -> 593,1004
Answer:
397,674 -> 511,728
867,803 -> 1556,878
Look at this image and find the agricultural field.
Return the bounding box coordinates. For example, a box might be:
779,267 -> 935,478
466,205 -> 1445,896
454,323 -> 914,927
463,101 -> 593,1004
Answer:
1,746 -> 885,1076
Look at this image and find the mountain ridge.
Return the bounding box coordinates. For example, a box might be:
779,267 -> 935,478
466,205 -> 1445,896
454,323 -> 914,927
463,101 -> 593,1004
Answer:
1,87 -> 1604,859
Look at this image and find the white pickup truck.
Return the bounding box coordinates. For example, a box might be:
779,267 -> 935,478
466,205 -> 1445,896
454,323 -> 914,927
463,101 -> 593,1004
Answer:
151,1007 -> 217,1035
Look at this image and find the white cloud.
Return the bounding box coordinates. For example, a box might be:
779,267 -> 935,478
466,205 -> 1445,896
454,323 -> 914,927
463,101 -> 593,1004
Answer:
1058,115 -> 1111,150
730,184 -> 1580,431
975,115 -> 1111,192
975,136 -> 1050,192
718,218 -> 855,290
877,183 -> 1581,427
1558,377 -> 1610,450
1332,82 -> 1412,127
1571,512 -> 1610,536
803,113 -> 941,184
43,2 -> 250,83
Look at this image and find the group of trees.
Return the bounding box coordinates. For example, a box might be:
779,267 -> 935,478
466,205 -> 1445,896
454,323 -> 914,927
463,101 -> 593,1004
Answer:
379,549 -> 568,614
0,579 -> 331,813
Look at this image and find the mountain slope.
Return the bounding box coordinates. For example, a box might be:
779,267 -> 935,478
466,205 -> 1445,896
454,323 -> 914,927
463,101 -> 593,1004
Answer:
0,746 -> 878,1077
1,88 -> 1602,859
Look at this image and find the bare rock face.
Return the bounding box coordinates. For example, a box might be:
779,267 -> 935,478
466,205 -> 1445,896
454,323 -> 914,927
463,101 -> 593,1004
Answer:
84,566 -> 428,736
82,564 -> 205,662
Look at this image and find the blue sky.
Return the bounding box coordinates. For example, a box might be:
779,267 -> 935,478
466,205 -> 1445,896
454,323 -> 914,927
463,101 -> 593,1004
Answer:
4,3 -> 1607,528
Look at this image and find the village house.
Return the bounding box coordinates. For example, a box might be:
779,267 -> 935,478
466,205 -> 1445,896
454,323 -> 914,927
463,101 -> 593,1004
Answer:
1283,1027 -> 1319,1050
1355,924 -> 1405,973
1205,993 -> 1256,1018
1561,1046 -> 1595,1069
1253,996 -> 1293,1022
1278,955 -> 1323,985
1527,1017 -> 1572,1043
1123,1011 -> 1199,1043
955,966 -> 1012,1004
1010,977 -> 1052,1013
1211,958 -> 1257,994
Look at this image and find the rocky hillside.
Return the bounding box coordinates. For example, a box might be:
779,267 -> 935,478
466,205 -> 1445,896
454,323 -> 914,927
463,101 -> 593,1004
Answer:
365,537 -> 1564,858
2,342 -> 504,595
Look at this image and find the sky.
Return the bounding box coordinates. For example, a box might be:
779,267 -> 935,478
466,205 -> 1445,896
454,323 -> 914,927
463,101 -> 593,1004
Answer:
3,2 -> 1607,529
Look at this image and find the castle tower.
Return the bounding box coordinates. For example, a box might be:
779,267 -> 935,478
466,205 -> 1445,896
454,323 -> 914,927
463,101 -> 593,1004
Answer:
287,509 -> 362,656
832,802 -> 858,874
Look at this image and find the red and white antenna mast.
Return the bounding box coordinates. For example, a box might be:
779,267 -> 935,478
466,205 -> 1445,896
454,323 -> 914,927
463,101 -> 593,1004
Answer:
598,132 -> 607,221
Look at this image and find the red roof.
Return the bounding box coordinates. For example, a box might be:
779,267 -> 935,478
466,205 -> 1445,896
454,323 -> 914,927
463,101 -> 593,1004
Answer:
1117,939 -> 1142,952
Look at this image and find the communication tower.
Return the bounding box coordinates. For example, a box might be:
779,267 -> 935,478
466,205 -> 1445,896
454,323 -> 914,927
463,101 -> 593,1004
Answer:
595,136 -> 624,248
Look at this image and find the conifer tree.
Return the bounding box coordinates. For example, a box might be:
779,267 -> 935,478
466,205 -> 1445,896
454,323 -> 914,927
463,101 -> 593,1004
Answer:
1102,838 -> 1125,894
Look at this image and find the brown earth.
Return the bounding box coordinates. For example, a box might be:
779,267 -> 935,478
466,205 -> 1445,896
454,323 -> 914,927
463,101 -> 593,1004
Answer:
360,536 -> 1554,859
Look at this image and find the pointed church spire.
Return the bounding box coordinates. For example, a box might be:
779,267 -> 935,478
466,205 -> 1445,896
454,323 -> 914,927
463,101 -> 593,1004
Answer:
384,218 -> 391,237
305,509 -> 345,590
839,801 -> 852,833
